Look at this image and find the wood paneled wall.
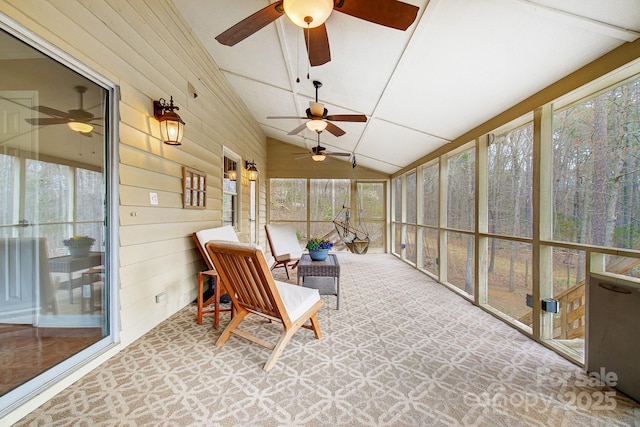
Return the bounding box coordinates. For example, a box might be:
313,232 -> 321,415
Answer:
0,0 -> 267,345
267,138 -> 389,180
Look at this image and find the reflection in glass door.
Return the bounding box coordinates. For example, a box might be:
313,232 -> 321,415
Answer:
0,28 -> 111,405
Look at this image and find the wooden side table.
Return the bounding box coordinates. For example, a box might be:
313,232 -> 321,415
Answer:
297,253 -> 341,309
197,269 -> 233,329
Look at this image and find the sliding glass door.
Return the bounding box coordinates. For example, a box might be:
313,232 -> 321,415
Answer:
0,25 -> 115,411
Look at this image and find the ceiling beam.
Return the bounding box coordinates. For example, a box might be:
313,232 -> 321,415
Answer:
513,0 -> 640,42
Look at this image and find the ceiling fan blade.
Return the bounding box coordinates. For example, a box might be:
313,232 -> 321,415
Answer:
287,123 -> 309,135
25,118 -> 69,125
215,1 -> 284,46
335,0 -> 419,31
304,24 -> 331,66
325,152 -> 351,157
325,114 -> 367,122
34,105 -> 71,118
267,116 -> 307,120
325,121 -> 346,137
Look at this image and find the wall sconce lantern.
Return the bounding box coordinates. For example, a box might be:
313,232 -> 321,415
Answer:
153,96 -> 185,145
245,160 -> 259,181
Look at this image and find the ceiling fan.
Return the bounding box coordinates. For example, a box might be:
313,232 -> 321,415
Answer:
295,131 -> 351,162
215,0 -> 419,66
268,80 -> 367,137
26,85 -> 102,135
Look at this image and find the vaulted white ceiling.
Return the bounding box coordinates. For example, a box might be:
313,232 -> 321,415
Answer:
173,0 -> 640,174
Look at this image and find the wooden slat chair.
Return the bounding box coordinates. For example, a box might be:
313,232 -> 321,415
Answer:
193,226 -> 277,328
205,240 -> 323,372
192,226 -> 239,328
264,224 -> 303,279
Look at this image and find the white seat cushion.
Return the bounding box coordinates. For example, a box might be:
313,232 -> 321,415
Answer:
275,280 -> 320,321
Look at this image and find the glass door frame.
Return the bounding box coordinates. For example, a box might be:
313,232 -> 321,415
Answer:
0,15 -> 120,416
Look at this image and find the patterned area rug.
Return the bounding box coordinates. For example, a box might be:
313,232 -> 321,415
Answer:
17,253 -> 640,426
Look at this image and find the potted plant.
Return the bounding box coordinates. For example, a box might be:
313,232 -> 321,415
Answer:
63,235 -> 95,258
306,237 -> 333,261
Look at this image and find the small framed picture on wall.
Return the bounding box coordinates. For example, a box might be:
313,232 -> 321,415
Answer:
183,166 -> 206,209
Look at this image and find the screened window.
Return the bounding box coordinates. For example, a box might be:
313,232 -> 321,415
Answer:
357,182 -> 385,250
421,227 -> 438,275
486,238 -> 532,322
269,178 -> 307,242
405,171 -> 417,224
447,148 -> 476,231
269,178 -> 385,251
422,162 -> 439,226
552,76 -> 640,250
446,231 -> 475,296
488,122 -> 533,238
393,177 -> 402,222
310,179 -> 350,238
270,178 -> 307,222
392,177 -> 402,255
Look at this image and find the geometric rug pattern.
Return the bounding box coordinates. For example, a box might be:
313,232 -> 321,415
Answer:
16,253 -> 640,426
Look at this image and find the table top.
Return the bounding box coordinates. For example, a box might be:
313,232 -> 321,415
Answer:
49,252 -> 103,272
298,253 -> 340,276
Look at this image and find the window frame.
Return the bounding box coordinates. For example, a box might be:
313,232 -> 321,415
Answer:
222,150 -> 240,230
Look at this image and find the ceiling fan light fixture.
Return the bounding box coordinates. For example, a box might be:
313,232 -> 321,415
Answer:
306,119 -> 327,132
67,121 -> 93,133
311,154 -> 326,162
309,101 -> 325,117
283,0 -> 333,28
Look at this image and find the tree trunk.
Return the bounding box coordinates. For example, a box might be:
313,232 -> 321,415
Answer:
591,96 -> 608,247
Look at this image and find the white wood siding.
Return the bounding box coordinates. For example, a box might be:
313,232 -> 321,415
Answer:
0,0 -> 267,346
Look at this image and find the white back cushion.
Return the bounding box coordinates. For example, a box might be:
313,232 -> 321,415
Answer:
195,226 -> 239,268
195,225 -> 276,270
265,224 -> 303,260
